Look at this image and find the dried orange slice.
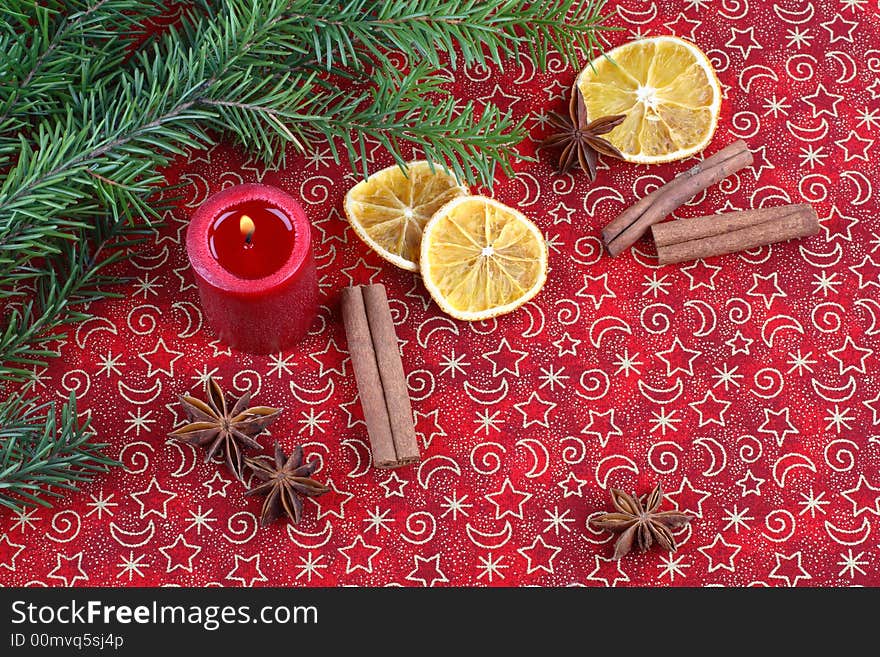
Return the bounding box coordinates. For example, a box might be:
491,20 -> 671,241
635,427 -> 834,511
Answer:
420,196 -> 548,321
577,36 -> 722,164
344,161 -> 468,271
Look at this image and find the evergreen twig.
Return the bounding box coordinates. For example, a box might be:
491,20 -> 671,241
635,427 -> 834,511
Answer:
0,392 -> 118,511
0,1 -> 160,149
280,0 -> 608,72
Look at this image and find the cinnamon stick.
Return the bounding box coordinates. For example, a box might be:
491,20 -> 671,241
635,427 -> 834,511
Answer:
340,286 -> 398,468
340,284 -> 421,468
652,204 -> 810,248
603,140 -> 754,257
362,284 -> 420,465
652,203 -> 819,265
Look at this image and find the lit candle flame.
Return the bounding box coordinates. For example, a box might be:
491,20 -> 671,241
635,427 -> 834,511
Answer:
240,214 -> 255,245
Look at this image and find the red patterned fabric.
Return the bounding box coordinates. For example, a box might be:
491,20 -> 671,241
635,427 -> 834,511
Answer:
2,0 -> 880,587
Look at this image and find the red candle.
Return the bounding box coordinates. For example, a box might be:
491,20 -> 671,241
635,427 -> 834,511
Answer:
186,183 -> 317,353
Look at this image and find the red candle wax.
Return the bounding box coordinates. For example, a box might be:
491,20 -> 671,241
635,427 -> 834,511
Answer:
186,184 -> 317,353
208,200 -> 295,279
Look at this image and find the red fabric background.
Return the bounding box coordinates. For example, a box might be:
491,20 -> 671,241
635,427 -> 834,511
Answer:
2,0 -> 880,587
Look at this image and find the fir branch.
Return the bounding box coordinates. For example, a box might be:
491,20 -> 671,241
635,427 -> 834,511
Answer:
2,0 -> 564,271
0,1 -> 161,140
0,217 -> 150,382
0,392 -> 118,511
202,67 -> 318,163
278,0 -> 610,71
0,1 -> 302,275
292,62 -> 527,185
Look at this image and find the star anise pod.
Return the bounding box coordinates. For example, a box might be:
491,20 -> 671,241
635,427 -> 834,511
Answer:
590,484 -> 692,560
541,84 -> 625,179
170,377 -> 281,481
245,441 -> 329,526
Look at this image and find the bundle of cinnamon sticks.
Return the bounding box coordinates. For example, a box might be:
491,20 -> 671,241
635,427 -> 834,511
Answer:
341,284 -> 420,469
601,140 -> 820,262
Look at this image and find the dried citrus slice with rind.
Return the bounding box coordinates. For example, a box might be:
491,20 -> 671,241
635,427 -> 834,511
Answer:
344,161 -> 468,271
420,196 -> 548,321
577,36 -> 722,164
